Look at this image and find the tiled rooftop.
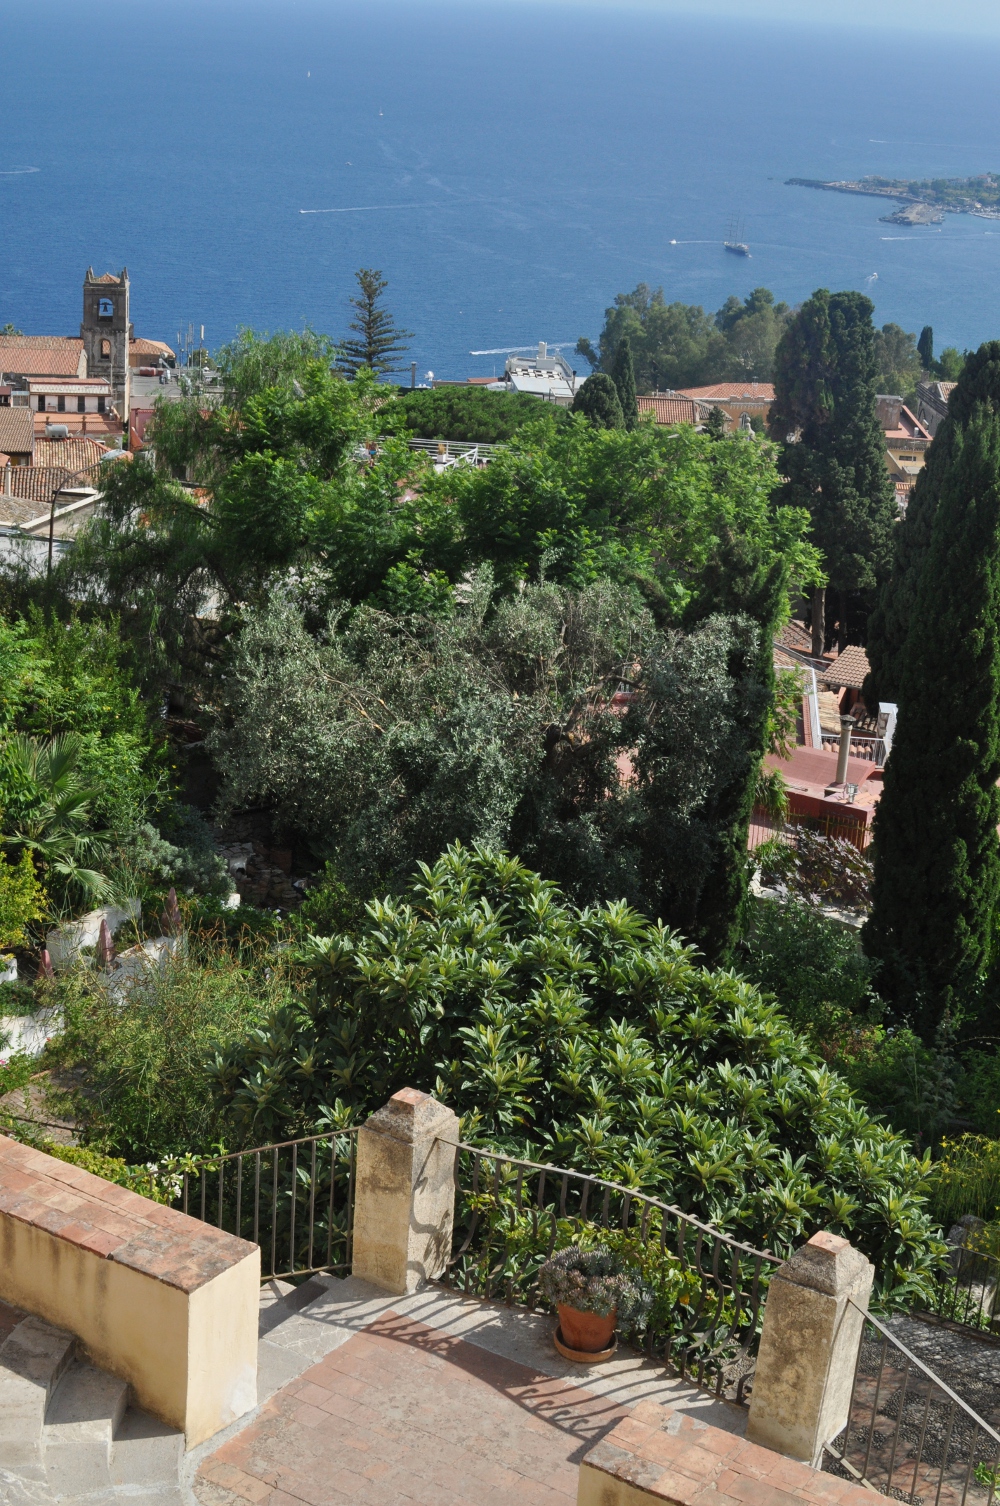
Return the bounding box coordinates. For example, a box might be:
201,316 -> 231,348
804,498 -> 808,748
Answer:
676,383 -> 775,402
0,337 -> 86,377
637,395 -> 704,425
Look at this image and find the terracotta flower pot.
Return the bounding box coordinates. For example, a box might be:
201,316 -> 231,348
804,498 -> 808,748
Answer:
556,1303 -> 617,1355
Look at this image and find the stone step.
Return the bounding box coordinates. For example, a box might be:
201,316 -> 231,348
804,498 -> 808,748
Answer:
42,1358 -> 129,1499
111,1405 -> 185,1498
0,1315 -> 77,1472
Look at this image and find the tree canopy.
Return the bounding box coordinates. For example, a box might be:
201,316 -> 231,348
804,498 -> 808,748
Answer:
339,268 -> 413,377
211,843 -> 942,1296
577,285 -> 791,392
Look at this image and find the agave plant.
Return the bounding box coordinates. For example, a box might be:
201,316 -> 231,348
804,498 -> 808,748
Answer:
0,733 -> 110,904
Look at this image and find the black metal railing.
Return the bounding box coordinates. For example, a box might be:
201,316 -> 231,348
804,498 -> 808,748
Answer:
440,1141 -> 782,1399
823,1304 -> 1000,1506
920,1245 -> 1000,1337
178,1128 -> 358,1282
749,807 -> 872,853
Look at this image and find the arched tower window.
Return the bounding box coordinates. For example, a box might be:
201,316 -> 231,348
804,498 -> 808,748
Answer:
99,298 -> 114,319
100,339 -> 111,359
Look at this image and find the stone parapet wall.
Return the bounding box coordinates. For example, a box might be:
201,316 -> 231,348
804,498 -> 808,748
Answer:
0,1134 -> 260,1445
579,1402 -> 873,1506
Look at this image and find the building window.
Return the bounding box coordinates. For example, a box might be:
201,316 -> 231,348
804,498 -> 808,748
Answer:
100,339 -> 112,360
99,298 -> 114,318
78,396 -> 86,412
57,395 -> 66,412
97,396 -> 106,414
37,395 -> 46,411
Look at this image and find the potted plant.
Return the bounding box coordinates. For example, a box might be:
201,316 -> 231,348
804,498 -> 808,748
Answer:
539,1244 -> 650,1362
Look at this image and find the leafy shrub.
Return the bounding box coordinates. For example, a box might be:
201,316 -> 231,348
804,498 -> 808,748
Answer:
0,849 -> 46,949
758,827 -> 873,912
213,843 -> 945,1296
956,1049 -> 1000,1137
393,386 -> 571,444
933,1135 -> 1000,1226
739,899 -> 879,1041
118,805 -> 230,897
829,1019 -> 960,1152
538,1244 -> 651,1321
48,949 -> 282,1160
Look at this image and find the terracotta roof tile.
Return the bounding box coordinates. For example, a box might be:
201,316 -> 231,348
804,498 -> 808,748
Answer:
676,382 -> 775,402
33,437 -> 107,471
130,337 -> 174,357
823,644 -> 871,690
637,395 -> 703,425
0,337 -> 86,377
0,407 -> 34,454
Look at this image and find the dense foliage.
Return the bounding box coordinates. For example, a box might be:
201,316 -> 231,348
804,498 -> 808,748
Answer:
211,845 -> 942,1295
770,288 -> 898,650
395,385 -> 572,443
209,582 -> 771,959
866,345 -> 1000,1026
577,285 -> 791,390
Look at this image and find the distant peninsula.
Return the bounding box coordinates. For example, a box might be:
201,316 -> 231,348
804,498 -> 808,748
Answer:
787,173 -> 1000,224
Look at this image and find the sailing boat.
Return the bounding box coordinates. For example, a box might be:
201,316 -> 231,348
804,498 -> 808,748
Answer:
724,215 -> 750,256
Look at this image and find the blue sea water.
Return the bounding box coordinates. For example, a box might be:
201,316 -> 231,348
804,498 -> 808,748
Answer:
3,0 -> 1000,378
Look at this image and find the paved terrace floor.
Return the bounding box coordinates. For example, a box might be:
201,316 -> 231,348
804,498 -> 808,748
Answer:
189,1275 -> 749,1506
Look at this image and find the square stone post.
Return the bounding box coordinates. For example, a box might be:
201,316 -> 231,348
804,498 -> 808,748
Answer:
746,1230 -> 874,1466
351,1087 -> 459,1295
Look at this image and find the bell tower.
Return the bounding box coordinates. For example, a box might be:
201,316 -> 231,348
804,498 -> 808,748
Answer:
81,267 -> 132,421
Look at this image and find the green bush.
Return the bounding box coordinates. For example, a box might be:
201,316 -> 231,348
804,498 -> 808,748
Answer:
48,948 -> 284,1161
213,843 -> 945,1297
738,900 -> 879,1042
394,386 -> 572,444
37,1142 -> 169,1203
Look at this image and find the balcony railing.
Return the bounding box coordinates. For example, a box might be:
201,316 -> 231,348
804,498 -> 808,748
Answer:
920,1243 -> 1000,1337
177,1128 -> 359,1283
822,1303 -> 1000,1506
819,731 -> 887,765
439,1141 -> 782,1400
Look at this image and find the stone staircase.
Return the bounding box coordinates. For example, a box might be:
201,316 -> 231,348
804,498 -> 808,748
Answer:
0,1308 -> 185,1505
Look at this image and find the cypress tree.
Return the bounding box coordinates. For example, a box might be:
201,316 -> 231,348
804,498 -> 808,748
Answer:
770,289 -> 897,654
571,373 -> 623,429
918,325 -> 934,371
865,359 -> 1000,1030
611,336 -> 639,430
865,343 -> 1000,705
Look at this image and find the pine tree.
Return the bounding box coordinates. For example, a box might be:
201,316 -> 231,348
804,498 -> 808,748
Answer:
918,325 -> 934,371
571,373 -> 623,429
865,343 -> 1000,705
770,289 -> 897,654
865,358 -> 1000,1029
339,269 -> 413,378
611,336 -> 639,430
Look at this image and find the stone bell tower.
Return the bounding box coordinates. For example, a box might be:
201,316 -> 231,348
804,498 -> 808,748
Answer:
81,267 -> 132,421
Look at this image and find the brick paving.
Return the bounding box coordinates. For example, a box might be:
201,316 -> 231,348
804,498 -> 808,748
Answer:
195,1310 -> 630,1506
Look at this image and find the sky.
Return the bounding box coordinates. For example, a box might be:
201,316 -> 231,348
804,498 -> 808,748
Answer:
497,0 -> 1000,35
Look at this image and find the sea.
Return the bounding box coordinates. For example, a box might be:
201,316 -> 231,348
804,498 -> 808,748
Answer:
3,0 -> 1000,380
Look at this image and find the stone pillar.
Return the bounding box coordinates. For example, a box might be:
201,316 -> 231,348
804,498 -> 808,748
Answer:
351,1087 -> 459,1295
835,716 -> 855,785
746,1230 -> 874,1466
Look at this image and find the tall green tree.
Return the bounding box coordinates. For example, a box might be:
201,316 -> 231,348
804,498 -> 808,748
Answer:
571,373 -> 623,430
865,367 -> 1000,1030
339,269 -> 413,377
874,323 -> 922,397
611,337 -> 639,430
865,343 -> 1000,705
770,289 -> 897,656
917,326 -> 934,371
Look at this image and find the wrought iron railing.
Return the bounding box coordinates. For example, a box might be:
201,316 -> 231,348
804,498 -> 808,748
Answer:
748,807 -> 872,853
823,1303 -> 1000,1506
820,731 -> 887,766
921,1245 -> 1000,1337
178,1128 -> 358,1283
440,1141 -> 782,1399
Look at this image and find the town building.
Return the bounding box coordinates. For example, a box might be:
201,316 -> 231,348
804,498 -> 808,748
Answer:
675,380 -> 775,431
636,393 -> 709,426
877,395 -> 931,505
914,379 -> 956,438
488,343 -> 584,405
